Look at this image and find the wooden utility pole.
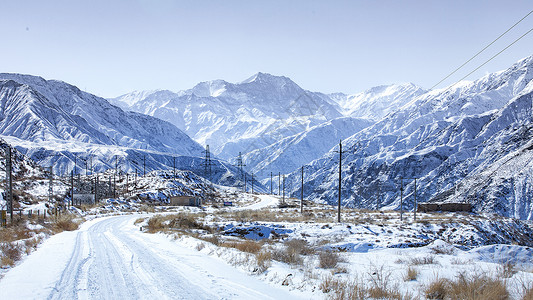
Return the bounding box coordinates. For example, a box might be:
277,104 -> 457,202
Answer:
70,170 -> 74,208
95,174 -> 98,204
414,178 -> 417,221
282,175 -> 285,204
173,157 -> 176,178
278,172 -> 281,196
251,173 -> 254,194
300,166 -> 304,214
400,177 -> 404,221
6,147 -> 13,223
270,172 -> 273,194
334,140 -> 346,223
48,166 -> 53,205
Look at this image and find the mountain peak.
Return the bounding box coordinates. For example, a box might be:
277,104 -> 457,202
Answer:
240,72 -> 291,85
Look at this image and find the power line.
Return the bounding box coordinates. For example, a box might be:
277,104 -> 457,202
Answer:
430,10 -> 533,90
455,27 -> 533,84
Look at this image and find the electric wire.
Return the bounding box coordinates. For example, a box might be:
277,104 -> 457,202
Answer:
455,27 -> 533,85
430,10 -> 533,90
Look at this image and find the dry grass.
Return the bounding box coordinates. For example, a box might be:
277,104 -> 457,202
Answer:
134,217 -> 146,225
499,261 -> 517,278
319,251 -> 342,269
425,273 -> 509,300
319,275 -> 346,294
523,285 -> 533,300
254,250 -> 272,273
285,238 -> 314,255
404,266 -> 419,281
0,242 -> 22,268
146,213 -> 210,234
234,240 -> 263,254
53,214 -> 79,232
410,255 -> 438,265
425,277 -> 449,299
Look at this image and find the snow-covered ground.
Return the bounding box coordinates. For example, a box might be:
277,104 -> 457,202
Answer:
0,214 -> 305,299
1,193 -> 532,299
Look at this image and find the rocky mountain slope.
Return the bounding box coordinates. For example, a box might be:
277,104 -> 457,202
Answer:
281,55 -> 533,220
0,74 -> 246,187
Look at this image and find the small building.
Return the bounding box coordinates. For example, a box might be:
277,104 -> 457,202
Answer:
418,202 -> 472,213
169,196 -> 201,207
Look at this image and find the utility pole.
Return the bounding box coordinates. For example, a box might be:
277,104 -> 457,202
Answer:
300,166 -> 304,214
278,172 -> 281,196
270,172 -> 273,194
251,173 -> 254,194
95,174 -> 98,204
173,156 -> 176,178
334,140 -> 346,223
6,146 -> 13,223
414,178 -> 417,221
126,173 -> 129,196
235,152 -> 246,191
113,173 -> 116,199
400,177 -> 404,221
282,175 -> 285,204
70,170 -> 74,208
48,166 -> 53,205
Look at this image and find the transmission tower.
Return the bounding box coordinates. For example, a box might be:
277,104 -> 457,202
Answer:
201,145 -> 215,178
235,152 -> 246,191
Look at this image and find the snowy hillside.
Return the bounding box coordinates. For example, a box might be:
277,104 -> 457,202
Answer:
0,74 -> 252,187
244,117 -> 374,177
0,74 -> 204,156
110,72 -> 342,159
281,55 -> 533,220
330,83 -> 426,120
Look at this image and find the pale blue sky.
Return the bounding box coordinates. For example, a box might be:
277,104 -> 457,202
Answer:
1,0 -> 532,97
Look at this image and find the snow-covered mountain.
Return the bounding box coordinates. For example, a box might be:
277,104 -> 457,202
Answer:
112,74 -> 427,179
0,74 -> 248,187
245,117 -> 374,177
110,72 -> 342,159
330,83 -> 426,119
281,55 -> 533,220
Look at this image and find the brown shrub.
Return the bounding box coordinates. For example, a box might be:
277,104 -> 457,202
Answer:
319,275 -> 346,294
234,240 -> 263,254
425,278 -> 449,299
404,266 -> 419,281
272,247 -> 303,266
524,285 -> 533,300
425,273 -> 509,300
410,255 -> 438,265
53,214 -> 79,232
285,238 -> 314,255
0,242 -> 22,267
254,250 -> 272,273
319,251 -> 341,269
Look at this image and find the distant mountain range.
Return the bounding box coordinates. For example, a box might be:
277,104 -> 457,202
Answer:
2,55 -> 533,220
281,55 -> 533,220
0,74 -> 244,187
111,73 -> 424,178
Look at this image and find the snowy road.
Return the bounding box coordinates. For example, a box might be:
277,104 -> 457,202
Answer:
237,194 -> 280,210
0,215 -> 301,299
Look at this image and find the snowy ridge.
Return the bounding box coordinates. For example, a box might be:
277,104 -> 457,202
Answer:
110,72 -> 343,159
281,55 -> 533,220
0,74 -> 251,186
